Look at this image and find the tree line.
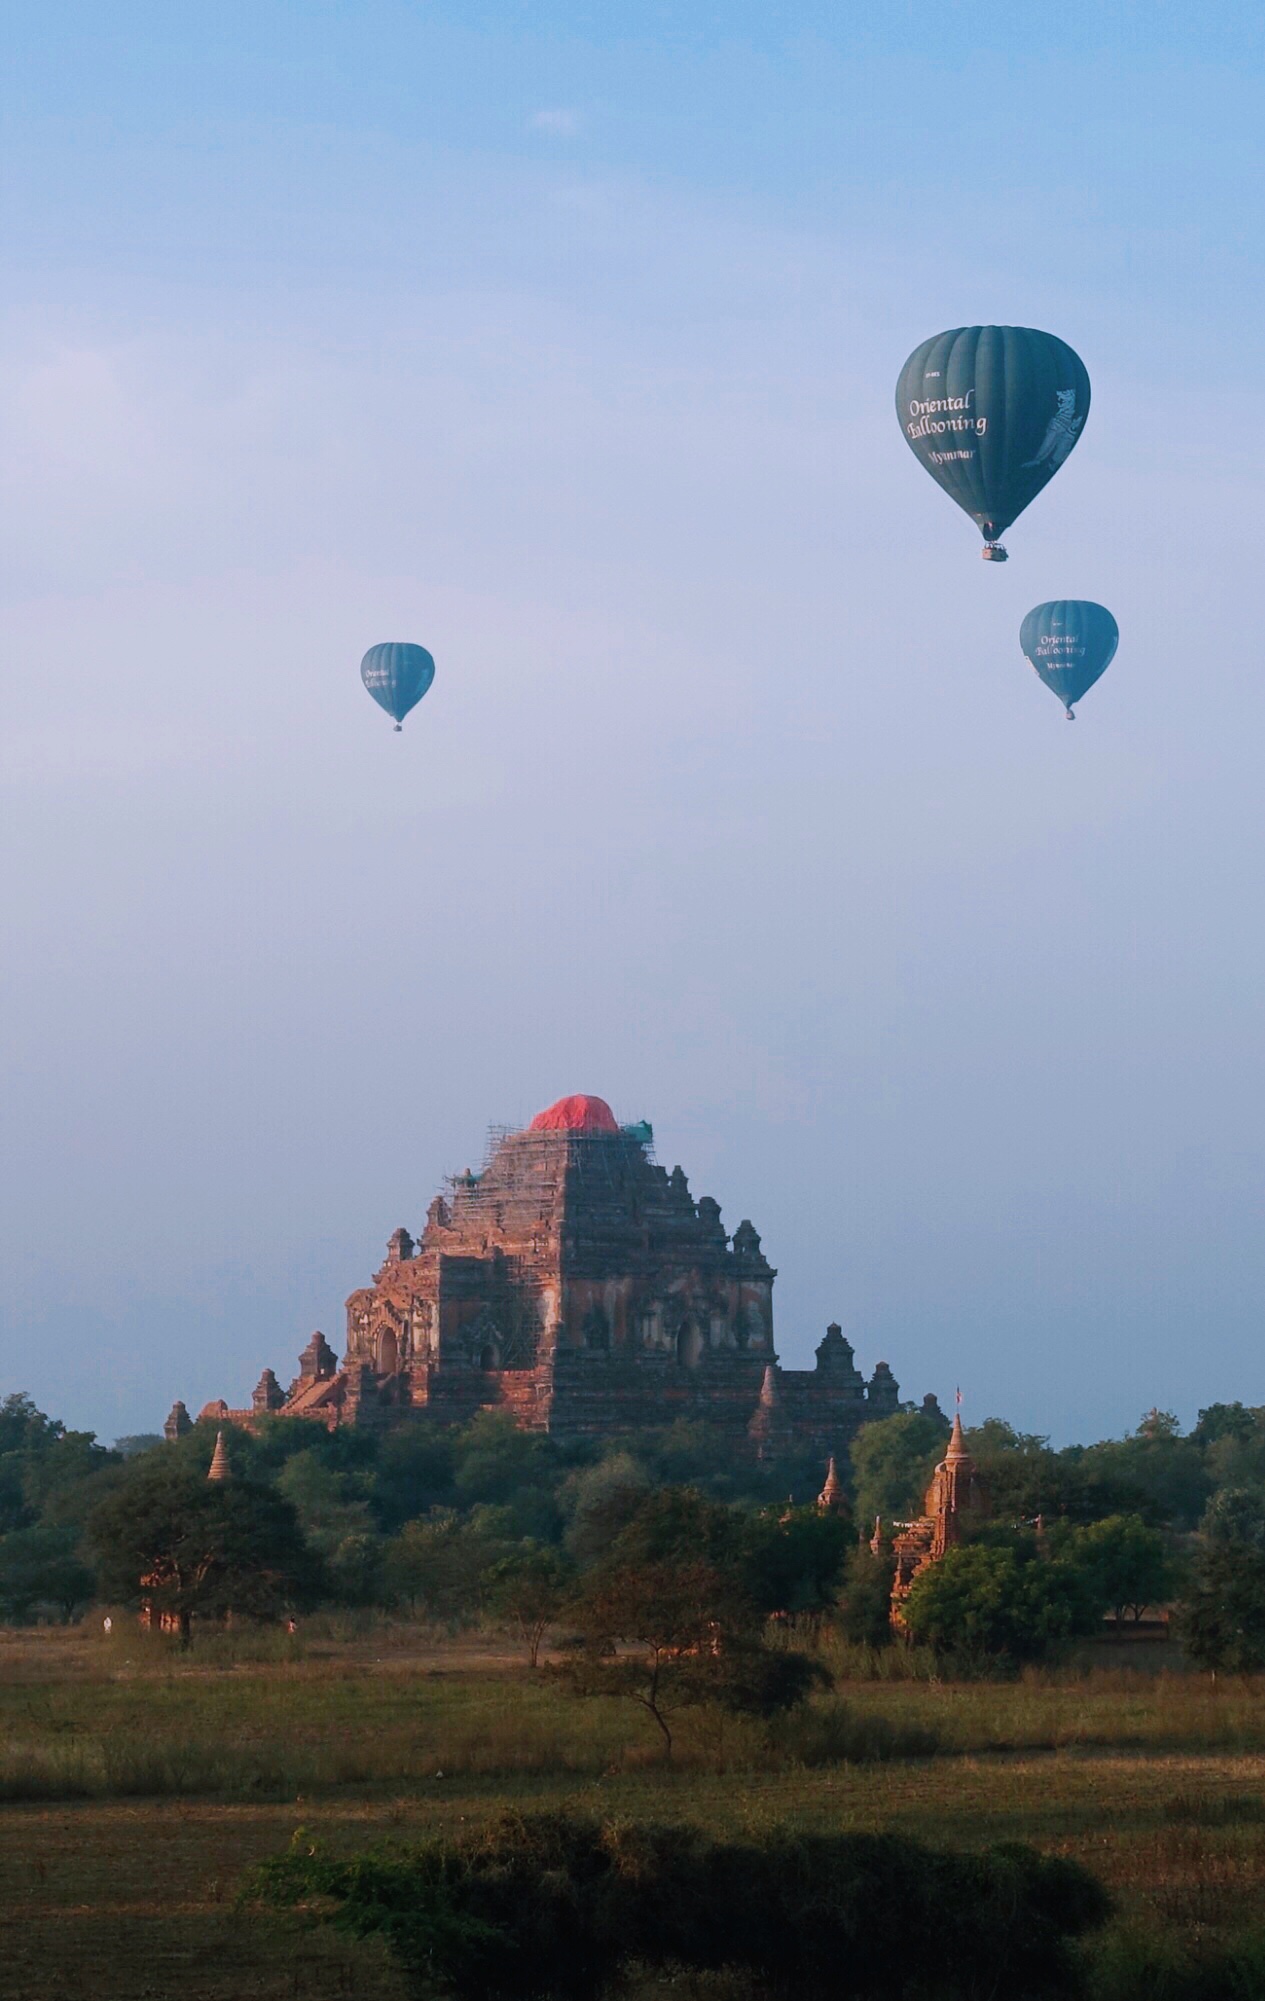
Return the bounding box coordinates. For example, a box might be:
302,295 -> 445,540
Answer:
6,1388 -> 1265,1673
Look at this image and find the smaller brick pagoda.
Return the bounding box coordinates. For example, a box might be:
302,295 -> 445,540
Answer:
886,1414 -> 990,1627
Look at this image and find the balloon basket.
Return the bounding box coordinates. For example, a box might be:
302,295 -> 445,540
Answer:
981,543 -> 1008,563
393,724 -> 402,732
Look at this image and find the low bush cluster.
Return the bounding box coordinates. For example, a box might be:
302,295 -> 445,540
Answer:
247,1807 -> 1111,2000
1088,1924 -> 1265,2001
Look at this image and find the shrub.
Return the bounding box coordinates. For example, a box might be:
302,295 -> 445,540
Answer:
1088,1924 -> 1265,2000
247,1808 -> 1110,2000
767,1696 -> 940,1766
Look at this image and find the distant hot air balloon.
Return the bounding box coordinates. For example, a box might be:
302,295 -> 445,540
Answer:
1020,600 -> 1118,720
360,642 -> 435,730
895,327 -> 1090,560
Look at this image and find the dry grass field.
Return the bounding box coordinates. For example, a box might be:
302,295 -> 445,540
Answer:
5,1622 -> 1265,1999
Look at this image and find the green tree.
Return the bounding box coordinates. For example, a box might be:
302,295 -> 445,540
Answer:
616,1419 -> 824,1507
968,1418 -> 1050,1457
484,1543 -> 575,1666
0,1394 -> 119,1534
87,1460 -> 321,1641
962,1421 -> 1061,1522
1204,1421 -> 1265,1497
964,1421 -> 1152,1527
850,1411 -> 945,1532
369,1423 -> 457,1530
902,1537 -> 1101,1669
222,1415 -> 379,1489
326,1531 -> 386,1607
559,1551 -> 825,1757
1192,1402 -> 1260,1448
626,1419 -> 741,1493
0,1458 -> 26,1536
587,1484 -> 752,1580
1202,1486 -> 1265,1550
452,1411 -> 560,1507
451,1412 -> 565,1539
114,1434 -> 164,1459
276,1450 -> 374,1555
1176,1488 -> 1265,1672
382,1511 -> 502,1624
743,1505 -> 852,1623
0,1523 -> 95,1622
0,1393 -> 62,1457
836,1540 -> 897,1648
568,1477 -> 848,1631
1077,1412 -> 1210,1531
562,1453 -> 652,1566
1178,1544 -> 1265,1672
1066,1513 -> 1175,1623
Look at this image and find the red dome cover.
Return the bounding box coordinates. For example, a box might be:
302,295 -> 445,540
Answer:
528,1094 -> 619,1135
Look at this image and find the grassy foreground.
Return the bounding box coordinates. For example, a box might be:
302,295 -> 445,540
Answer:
5,1623 -> 1265,1998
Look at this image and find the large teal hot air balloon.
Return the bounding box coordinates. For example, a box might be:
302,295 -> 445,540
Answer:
1019,600 -> 1118,720
895,327 -> 1090,560
360,642 -> 435,730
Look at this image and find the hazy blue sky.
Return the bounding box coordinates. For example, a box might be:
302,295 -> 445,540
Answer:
3,1 -> 1265,1444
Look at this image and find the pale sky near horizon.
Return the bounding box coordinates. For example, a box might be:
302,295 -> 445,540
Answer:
4,2 -> 1265,1446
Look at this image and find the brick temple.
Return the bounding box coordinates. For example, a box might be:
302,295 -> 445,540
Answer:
172,1094 -> 937,1462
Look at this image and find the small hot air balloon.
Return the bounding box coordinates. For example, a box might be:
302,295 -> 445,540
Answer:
1020,600 -> 1118,720
895,326 -> 1090,560
360,642 -> 435,730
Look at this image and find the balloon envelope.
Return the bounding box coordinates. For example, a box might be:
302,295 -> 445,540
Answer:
1019,600 -> 1118,717
360,642 -> 435,727
895,326 -> 1090,547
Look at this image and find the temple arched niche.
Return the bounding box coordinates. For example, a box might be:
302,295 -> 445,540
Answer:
677,1319 -> 704,1369
467,1307 -> 503,1372
378,1327 -> 399,1373
582,1304 -> 611,1353
742,1300 -> 769,1349
636,1301 -> 668,1352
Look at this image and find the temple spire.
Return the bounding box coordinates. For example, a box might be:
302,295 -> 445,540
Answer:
817,1455 -> 846,1513
207,1430 -> 231,1482
944,1411 -> 968,1461
748,1362 -> 794,1463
